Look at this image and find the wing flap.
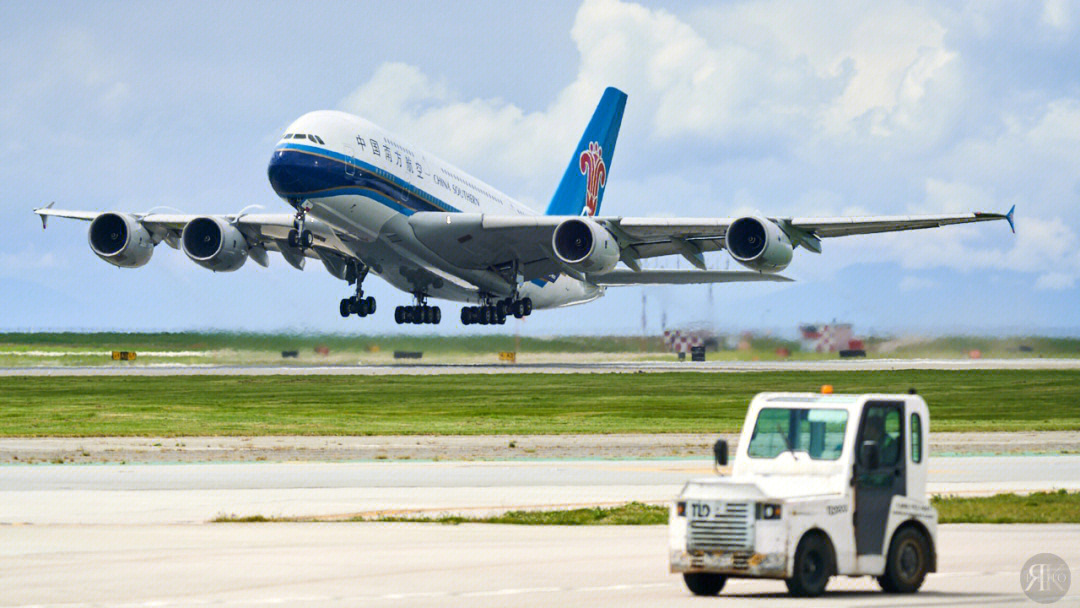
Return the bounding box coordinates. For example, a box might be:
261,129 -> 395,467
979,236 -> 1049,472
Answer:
588,269 -> 793,285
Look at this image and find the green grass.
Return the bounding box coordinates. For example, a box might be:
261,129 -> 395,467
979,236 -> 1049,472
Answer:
1,370 -> 1079,436
370,502 -> 669,525
0,331 -> 668,355
932,490 -> 1080,524
212,493 -> 1080,525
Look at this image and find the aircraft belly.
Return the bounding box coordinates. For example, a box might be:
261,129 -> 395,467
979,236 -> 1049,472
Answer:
310,194 -> 395,242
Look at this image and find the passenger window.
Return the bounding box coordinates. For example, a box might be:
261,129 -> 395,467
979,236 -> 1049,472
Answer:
911,412 -> 922,463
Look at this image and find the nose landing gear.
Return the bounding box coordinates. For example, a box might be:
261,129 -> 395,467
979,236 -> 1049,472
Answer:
287,200 -> 314,250
461,296 -> 532,326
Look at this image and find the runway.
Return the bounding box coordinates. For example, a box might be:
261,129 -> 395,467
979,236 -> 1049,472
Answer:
4,357 -> 1080,375
3,456 -> 1078,525
2,523 -> 1077,607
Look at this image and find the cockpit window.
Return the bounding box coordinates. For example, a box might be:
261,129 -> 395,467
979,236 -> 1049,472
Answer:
282,133 -> 293,139
312,135 -> 325,144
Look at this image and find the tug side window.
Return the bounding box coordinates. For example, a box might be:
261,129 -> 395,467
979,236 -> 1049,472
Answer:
911,412 -> 922,463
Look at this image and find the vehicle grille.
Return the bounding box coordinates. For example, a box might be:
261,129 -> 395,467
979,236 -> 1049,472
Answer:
687,501 -> 753,551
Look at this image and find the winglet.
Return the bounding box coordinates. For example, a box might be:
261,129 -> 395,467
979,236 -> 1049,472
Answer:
1005,204 -> 1016,234
37,202 -> 55,230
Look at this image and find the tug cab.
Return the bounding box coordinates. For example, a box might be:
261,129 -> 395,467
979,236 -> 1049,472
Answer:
669,391 -> 936,597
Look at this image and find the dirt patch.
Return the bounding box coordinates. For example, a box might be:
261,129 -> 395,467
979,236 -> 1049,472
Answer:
2,431 -> 1076,464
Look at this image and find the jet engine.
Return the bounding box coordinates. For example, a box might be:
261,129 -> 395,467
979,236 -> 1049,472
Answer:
87,212 -> 154,268
726,216 -> 793,272
181,216 -> 249,272
552,217 -> 619,275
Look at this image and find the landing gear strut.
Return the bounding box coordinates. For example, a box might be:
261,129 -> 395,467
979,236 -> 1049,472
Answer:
339,261 -> 375,318
461,296 -> 532,326
287,200 -> 314,250
395,293 -> 441,325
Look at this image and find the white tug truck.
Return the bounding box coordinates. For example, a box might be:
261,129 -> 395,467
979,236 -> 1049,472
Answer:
669,390 -> 937,597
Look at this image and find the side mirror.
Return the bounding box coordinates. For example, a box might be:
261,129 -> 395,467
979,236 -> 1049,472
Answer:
713,439 -> 729,467
860,440 -> 880,469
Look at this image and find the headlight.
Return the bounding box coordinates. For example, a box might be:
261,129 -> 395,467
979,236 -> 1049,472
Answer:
756,502 -> 782,520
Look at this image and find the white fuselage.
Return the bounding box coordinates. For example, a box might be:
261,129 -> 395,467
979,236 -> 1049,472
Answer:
266,110 -> 601,308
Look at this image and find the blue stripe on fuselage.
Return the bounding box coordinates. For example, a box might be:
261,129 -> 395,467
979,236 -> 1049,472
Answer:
267,143 -> 461,215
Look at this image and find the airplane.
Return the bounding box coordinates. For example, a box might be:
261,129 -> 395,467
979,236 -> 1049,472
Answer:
35,87 -> 1016,327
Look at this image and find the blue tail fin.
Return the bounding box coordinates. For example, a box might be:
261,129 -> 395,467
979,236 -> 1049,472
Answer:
545,87 -> 627,217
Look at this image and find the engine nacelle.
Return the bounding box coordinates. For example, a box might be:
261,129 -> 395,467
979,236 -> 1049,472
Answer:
87,212 -> 154,268
551,217 -> 619,275
181,216 -> 249,272
726,216 -> 793,272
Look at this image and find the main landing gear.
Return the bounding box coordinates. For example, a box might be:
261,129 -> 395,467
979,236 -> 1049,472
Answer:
287,201 -> 314,250
461,296 -> 532,326
339,261 -> 375,318
395,294 -> 441,325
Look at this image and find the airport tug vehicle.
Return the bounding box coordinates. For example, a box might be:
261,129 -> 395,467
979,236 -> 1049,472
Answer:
669,390 -> 936,597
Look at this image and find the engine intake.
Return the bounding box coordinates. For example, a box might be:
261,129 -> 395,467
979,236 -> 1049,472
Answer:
552,218 -> 619,275
726,216 -> 793,272
182,217 -> 249,272
87,212 -> 154,268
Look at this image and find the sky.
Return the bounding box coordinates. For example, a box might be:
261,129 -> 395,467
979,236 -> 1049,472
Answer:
2,0 -> 1079,337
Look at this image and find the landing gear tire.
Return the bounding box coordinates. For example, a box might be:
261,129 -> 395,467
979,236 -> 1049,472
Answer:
396,304 -> 440,325
461,307 -> 472,325
287,229 -> 313,250
521,297 -> 533,316
878,527 -> 930,594
683,573 -> 726,596
785,533 -> 833,597
339,299 -> 350,318
364,296 -> 376,315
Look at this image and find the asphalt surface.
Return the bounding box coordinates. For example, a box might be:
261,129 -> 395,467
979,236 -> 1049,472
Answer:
4,357 -> 1080,375
3,456 -> 1078,525
3,523 -> 1077,607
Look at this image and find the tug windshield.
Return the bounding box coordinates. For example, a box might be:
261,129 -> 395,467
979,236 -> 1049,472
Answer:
747,408 -> 848,461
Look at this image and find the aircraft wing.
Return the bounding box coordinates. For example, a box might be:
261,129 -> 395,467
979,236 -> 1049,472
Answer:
407,207 -> 1014,282
587,270 -> 793,285
33,207 -> 361,276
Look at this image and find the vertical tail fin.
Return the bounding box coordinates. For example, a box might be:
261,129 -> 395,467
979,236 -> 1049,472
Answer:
545,87 -> 627,217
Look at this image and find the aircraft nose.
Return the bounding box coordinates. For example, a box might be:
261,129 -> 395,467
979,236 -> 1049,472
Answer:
267,149 -> 300,196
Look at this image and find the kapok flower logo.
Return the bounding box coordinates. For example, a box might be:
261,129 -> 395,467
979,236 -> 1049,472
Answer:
578,141 -> 606,217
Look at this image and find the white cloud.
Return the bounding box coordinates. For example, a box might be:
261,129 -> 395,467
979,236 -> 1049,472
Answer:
899,276 -> 939,291
0,249 -> 62,276
1035,272 -> 1076,290
1042,0 -> 1072,30
334,0 -> 1079,290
